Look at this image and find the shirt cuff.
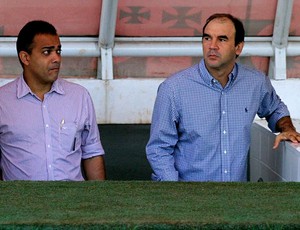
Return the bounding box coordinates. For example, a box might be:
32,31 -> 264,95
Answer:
81,142 -> 105,159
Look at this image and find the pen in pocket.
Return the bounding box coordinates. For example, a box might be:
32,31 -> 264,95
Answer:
60,119 -> 65,130
72,138 -> 76,151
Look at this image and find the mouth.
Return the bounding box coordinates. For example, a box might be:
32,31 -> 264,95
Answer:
207,52 -> 220,60
49,66 -> 60,72
208,54 -> 218,58
207,51 -> 220,58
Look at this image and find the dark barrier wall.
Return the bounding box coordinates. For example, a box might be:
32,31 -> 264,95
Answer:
98,124 -> 152,180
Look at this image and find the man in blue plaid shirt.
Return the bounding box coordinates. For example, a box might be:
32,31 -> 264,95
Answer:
146,13 -> 300,182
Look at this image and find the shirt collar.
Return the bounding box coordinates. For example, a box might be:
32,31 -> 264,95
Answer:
16,75 -> 65,99
199,59 -> 238,87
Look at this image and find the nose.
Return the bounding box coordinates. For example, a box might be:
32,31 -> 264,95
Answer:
209,39 -> 218,49
52,52 -> 61,64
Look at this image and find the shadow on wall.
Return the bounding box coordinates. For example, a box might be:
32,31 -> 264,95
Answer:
98,124 -> 152,181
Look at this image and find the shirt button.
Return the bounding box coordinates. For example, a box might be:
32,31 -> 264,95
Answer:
49,165 -> 52,168
222,111 -> 226,114
223,130 -> 227,134
47,144 -> 50,148
224,150 -> 227,154
224,170 -> 228,174
45,124 -> 49,128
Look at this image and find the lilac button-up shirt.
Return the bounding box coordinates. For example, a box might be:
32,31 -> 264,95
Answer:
0,76 -> 105,181
146,60 -> 290,182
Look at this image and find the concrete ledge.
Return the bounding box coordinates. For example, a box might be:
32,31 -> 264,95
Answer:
250,119 -> 300,181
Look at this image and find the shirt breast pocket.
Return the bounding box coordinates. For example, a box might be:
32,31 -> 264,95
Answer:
59,122 -> 78,152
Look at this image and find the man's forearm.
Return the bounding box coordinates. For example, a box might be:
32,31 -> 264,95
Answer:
83,156 -> 106,180
276,116 -> 296,132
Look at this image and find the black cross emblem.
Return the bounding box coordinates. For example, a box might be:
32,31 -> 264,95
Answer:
162,7 -> 202,29
119,6 -> 150,24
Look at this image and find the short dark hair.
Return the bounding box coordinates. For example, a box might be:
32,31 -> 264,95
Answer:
202,13 -> 245,46
16,20 -> 57,55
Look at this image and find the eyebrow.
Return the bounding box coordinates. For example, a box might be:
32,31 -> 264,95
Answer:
202,33 -> 228,40
218,35 -> 228,40
42,45 -> 62,50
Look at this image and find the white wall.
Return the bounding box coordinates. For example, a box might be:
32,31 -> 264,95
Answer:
77,78 -> 300,124
271,79 -> 300,120
1,78 -> 299,124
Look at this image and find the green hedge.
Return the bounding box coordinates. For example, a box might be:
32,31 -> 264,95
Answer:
0,181 -> 299,229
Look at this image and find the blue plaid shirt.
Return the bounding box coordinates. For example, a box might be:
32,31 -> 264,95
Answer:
146,59 -> 290,182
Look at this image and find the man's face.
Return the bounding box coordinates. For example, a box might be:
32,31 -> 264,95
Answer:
202,17 -> 243,73
23,33 -> 61,86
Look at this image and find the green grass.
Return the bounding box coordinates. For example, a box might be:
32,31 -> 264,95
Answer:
0,181 -> 299,229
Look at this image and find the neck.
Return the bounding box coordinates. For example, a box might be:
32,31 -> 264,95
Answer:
211,70 -> 230,88
206,64 -> 235,88
23,75 -> 52,101
30,85 -> 51,101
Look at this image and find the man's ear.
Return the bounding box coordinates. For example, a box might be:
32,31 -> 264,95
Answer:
235,41 -> 244,56
19,51 -> 30,66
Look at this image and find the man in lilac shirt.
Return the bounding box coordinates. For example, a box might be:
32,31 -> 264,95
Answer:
0,20 -> 106,181
146,13 -> 300,182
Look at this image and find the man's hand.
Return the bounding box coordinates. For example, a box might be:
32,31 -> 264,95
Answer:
273,130 -> 300,149
273,116 -> 300,149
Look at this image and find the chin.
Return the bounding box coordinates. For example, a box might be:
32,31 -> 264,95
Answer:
207,62 -> 221,69
49,75 -> 59,82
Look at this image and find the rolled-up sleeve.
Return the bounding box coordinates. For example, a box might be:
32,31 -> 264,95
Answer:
257,76 -> 290,132
81,92 -> 105,159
